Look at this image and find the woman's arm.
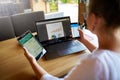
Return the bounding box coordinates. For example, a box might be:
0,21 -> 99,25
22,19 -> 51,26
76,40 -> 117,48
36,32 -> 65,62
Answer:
78,30 -> 97,52
24,48 -> 47,79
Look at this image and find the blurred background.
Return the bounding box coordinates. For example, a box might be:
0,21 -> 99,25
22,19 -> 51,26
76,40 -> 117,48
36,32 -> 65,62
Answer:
0,0 -> 88,23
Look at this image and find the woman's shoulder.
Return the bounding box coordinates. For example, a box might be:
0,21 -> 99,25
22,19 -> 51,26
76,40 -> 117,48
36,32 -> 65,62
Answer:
91,49 -> 120,59
85,49 -> 120,65
79,49 -> 120,72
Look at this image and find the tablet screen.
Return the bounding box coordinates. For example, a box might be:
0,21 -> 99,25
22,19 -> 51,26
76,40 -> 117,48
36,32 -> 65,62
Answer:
18,30 -> 45,60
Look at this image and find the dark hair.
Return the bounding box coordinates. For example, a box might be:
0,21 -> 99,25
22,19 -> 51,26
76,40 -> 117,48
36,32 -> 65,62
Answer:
89,0 -> 120,28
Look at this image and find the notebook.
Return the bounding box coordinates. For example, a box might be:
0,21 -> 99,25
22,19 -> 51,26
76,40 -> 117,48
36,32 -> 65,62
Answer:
35,16 -> 86,60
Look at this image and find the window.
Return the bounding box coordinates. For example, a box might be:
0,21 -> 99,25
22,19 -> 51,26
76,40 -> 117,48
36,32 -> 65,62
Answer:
0,0 -> 78,23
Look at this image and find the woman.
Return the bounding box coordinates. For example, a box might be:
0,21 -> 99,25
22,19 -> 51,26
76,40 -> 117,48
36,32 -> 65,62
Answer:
24,0 -> 120,80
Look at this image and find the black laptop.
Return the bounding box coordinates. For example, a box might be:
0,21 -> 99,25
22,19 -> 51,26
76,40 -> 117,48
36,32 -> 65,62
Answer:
35,16 -> 86,60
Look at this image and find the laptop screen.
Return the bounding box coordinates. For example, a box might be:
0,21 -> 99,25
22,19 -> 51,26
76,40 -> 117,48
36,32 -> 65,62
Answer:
35,16 -> 72,45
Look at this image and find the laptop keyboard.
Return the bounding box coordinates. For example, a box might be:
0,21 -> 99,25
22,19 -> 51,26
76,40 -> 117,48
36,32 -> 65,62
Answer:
45,40 -> 85,56
58,40 -> 85,55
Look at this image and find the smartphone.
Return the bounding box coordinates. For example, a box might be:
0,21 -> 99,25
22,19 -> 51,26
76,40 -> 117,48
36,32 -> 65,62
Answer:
71,23 -> 80,38
17,30 -> 46,60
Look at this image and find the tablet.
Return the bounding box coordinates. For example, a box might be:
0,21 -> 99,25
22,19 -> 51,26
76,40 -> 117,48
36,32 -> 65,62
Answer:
17,30 -> 46,60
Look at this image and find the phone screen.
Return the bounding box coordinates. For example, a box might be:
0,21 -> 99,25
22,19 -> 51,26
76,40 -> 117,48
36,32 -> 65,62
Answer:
71,23 -> 80,38
18,31 -> 44,60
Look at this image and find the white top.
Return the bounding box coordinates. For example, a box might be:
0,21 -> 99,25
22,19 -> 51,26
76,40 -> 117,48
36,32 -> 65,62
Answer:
40,49 -> 120,80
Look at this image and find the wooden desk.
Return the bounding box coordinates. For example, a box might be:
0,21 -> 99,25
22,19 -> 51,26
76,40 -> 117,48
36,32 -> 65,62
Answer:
0,38 -> 89,80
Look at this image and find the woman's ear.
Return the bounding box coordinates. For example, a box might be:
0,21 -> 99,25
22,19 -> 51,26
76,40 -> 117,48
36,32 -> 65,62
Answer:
91,14 -> 98,27
87,13 -> 98,32
91,14 -> 98,31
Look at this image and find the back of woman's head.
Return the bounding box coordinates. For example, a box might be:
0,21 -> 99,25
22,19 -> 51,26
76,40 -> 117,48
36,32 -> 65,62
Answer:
89,0 -> 120,28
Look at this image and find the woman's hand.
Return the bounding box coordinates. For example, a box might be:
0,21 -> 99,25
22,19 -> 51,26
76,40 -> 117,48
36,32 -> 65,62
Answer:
23,47 -> 35,61
78,29 -> 86,42
23,47 -> 47,79
78,29 -> 97,52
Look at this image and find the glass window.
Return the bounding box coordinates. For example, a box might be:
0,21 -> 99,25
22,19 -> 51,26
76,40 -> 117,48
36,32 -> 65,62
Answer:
45,0 -> 78,23
0,0 -> 79,23
58,0 -> 78,23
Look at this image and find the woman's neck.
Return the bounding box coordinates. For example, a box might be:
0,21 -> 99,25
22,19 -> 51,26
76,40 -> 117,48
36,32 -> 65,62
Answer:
98,29 -> 120,53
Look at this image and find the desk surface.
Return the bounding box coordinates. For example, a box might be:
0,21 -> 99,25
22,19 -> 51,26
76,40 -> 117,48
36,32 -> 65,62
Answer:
0,38 -> 89,80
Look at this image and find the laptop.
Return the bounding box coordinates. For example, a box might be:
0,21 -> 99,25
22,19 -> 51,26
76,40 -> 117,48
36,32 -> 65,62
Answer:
35,16 -> 86,60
